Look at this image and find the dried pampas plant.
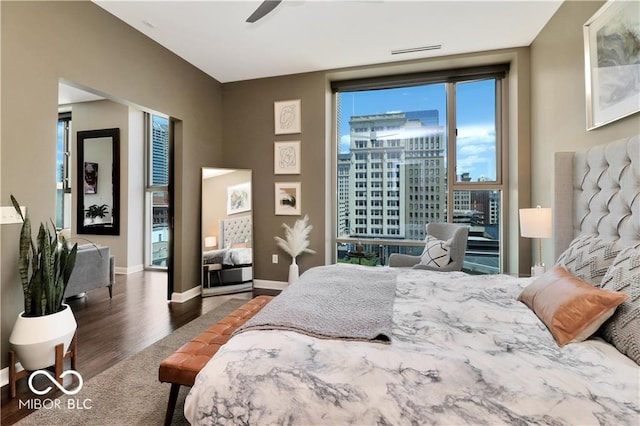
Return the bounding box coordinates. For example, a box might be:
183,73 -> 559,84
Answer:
274,215 -> 316,262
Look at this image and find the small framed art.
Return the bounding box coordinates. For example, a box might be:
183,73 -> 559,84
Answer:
227,182 -> 251,215
274,99 -> 301,134
83,162 -> 99,194
274,141 -> 301,174
275,182 -> 301,215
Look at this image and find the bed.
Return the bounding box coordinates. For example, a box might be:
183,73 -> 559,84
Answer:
186,136 -> 639,425
202,215 -> 253,293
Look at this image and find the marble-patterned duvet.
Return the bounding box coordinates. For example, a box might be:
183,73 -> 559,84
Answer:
184,264 -> 640,425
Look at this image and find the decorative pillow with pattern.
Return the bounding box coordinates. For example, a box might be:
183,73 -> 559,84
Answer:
556,234 -> 623,287
599,247 -> 640,365
420,236 -> 451,268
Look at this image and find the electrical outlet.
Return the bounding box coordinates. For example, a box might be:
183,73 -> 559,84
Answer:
0,206 -> 25,224
272,254 -> 278,264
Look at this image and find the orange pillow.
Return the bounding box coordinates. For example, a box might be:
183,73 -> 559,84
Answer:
518,266 -> 628,347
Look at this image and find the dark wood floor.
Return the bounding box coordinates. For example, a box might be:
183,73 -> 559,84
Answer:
1,271 -> 277,425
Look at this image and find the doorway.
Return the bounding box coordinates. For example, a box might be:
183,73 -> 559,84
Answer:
58,82 -> 175,298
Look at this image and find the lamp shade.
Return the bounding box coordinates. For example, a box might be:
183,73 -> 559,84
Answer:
204,236 -> 217,248
519,206 -> 552,238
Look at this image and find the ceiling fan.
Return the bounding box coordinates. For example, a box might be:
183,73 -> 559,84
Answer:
246,0 -> 282,23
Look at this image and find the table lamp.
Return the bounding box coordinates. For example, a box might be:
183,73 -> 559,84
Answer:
519,206 -> 552,277
204,236 -> 217,249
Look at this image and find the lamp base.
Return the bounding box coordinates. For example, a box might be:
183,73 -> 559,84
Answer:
531,264 -> 546,277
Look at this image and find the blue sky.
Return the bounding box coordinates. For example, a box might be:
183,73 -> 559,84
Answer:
338,79 -> 497,181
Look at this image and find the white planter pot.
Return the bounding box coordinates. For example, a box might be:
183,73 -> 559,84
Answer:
9,304 -> 77,371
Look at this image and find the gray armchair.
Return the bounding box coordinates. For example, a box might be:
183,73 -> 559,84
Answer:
64,245 -> 115,298
388,223 -> 468,272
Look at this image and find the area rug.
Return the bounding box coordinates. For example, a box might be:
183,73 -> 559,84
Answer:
16,298 -> 247,426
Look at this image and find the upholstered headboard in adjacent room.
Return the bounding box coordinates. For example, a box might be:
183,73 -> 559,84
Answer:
219,214 -> 252,248
553,135 -> 640,260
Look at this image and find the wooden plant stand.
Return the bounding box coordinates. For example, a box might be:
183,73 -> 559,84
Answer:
8,331 -> 77,399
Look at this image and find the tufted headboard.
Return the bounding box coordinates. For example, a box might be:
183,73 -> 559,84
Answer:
220,214 -> 252,248
553,135 -> 640,260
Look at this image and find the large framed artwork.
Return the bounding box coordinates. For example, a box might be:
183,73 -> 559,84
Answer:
274,99 -> 301,135
227,182 -> 251,215
274,141 -> 301,174
275,182 -> 301,216
583,0 -> 640,130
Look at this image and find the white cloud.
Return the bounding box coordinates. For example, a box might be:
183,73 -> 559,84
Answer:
455,124 -> 497,180
339,134 -> 350,153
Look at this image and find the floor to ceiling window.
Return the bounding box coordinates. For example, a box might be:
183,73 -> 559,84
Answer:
333,65 -> 507,273
144,113 -> 170,268
56,112 -> 72,229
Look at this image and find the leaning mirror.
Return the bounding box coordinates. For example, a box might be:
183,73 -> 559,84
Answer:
201,168 -> 253,296
76,128 -> 120,235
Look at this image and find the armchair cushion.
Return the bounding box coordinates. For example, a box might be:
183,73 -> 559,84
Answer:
419,237 -> 452,268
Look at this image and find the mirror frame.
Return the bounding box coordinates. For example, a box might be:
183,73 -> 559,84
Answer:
201,167 -> 253,296
76,128 -> 120,235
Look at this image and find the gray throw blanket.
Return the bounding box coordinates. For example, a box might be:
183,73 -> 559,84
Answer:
235,264 -> 398,343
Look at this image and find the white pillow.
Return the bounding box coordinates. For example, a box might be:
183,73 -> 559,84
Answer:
420,237 -> 451,268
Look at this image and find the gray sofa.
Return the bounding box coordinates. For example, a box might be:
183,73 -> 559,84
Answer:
64,244 -> 115,299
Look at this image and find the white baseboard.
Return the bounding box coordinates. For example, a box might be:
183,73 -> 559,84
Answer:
114,264 -> 144,275
253,279 -> 287,290
170,285 -> 201,303
0,362 -> 23,388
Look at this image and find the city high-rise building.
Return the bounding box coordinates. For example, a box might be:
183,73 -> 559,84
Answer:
151,115 -> 169,186
344,110 -> 446,241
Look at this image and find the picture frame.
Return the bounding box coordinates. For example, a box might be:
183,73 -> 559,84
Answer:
274,141 -> 301,174
84,162 -> 99,194
584,0 -> 640,130
274,99 -> 301,134
227,182 -> 252,215
275,182 -> 301,215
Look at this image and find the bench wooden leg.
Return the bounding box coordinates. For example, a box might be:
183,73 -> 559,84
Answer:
164,383 -> 180,426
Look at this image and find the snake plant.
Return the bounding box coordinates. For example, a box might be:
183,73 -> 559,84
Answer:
11,195 -> 78,317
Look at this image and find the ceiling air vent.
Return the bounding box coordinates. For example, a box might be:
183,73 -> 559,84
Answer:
391,45 -> 442,55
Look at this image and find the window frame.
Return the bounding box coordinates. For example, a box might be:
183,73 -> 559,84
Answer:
144,112 -> 171,270
56,112 -> 72,230
331,65 -> 509,272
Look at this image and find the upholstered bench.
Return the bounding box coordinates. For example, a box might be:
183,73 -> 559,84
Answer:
159,295 -> 273,425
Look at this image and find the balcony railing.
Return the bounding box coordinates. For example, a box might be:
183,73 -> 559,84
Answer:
335,237 -> 499,274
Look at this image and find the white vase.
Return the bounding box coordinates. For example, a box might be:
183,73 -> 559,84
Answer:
9,304 -> 77,371
288,257 -> 299,285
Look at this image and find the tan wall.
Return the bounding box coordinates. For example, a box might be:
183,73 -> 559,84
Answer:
222,73 -> 328,280
126,108 -> 145,270
67,99 -> 135,269
530,0 -> 639,267
1,1 -> 223,368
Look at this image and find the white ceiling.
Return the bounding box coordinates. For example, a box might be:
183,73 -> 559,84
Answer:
94,0 -> 563,84
58,84 -> 105,105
